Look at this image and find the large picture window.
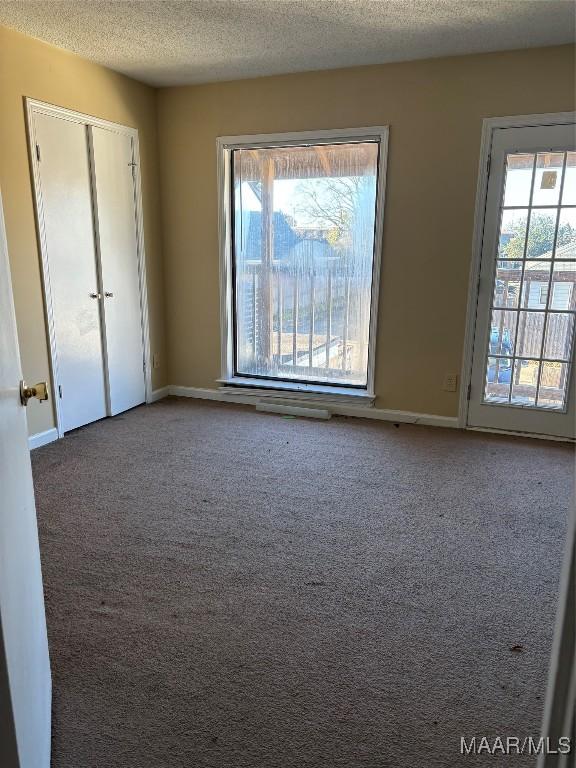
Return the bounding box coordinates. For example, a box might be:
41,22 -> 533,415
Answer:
219,128 -> 388,395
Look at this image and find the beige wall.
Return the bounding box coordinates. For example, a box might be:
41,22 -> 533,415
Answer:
0,26 -> 167,437
1,33 -> 574,431
158,45 -> 575,416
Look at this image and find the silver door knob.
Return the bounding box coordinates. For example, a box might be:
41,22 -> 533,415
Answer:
104,292 -> 114,298
89,292 -> 101,299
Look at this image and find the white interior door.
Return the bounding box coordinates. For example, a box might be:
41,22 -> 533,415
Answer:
89,127 -> 145,414
0,190 -> 51,768
538,504 -> 575,768
468,122 -> 576,439
34,113 -> 107,432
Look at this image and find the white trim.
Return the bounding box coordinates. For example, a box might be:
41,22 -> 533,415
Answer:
217,376 -> 374,403
218,126 -> 390,149
255,402 -> 331,419
217,134 -> 233,382
478,112 -> 576,131
129,130 -> 153,406
167,385 -> 458,428
459,118 -> 492,428
459,111 -> 576,430
28,428 -> 59,450
25,98 -> 145,138
170,385 -> 250,403
149,386 -> 170,402
466,425 -> 574,444
25,98 -> 152,440
368,129 -> 388,396
216,125 -> 389,400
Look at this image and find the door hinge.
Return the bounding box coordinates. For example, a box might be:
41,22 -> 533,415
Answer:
467,383 -> 472,401
35,143 -> 41,162
58,384 -> 62,399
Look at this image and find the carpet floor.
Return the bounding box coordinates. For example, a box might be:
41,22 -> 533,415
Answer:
31,398 -> 573,767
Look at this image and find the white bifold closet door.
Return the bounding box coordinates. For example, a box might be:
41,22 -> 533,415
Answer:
33,111 -> 146,433
90,127 -> 146,416
35,113 -> 108,432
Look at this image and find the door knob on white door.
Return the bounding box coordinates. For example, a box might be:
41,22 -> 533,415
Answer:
20,380 -> 49,406
89,292 -> 101,299
104,291 -> 114,298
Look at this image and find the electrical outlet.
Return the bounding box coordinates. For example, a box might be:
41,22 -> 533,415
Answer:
442,373 -> 458,392
152,353 -> 160,370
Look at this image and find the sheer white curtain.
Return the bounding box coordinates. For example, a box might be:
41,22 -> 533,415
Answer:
232,142 -> 378,387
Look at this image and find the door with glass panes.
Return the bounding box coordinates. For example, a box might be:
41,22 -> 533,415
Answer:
468,122 -> 576,439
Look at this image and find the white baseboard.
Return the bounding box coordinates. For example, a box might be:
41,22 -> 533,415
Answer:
335,405 -> 458,428
466,425 -> 574,443
166,385 -> 459,429
169,385 -> 254,405
149,386 -> 170,403
28,428 -> 59,450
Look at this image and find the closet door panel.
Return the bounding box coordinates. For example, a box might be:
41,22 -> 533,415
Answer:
35,113 -> 107,432
90,127 -> 145,415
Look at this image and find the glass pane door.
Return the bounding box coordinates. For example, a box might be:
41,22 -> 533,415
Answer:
483,151 -> 576,411
467,122 -> 576,439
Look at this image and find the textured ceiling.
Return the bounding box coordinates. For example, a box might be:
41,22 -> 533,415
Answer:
0,0 -> 574,86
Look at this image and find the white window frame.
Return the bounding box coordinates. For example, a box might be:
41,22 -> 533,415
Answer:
216,126 -> 389,402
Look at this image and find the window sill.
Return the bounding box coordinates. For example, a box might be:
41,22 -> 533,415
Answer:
217,377 -> 375,405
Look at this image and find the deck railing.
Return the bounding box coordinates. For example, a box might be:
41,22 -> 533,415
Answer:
237,259 -> 370,382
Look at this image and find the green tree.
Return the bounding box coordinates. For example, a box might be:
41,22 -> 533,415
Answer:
504,213 -> 574,259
